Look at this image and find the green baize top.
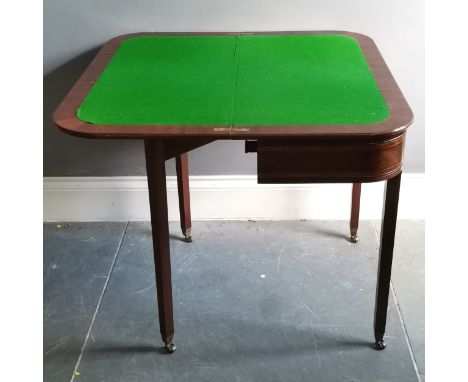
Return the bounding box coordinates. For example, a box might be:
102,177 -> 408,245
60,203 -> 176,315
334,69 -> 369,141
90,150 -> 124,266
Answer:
77,35 -> 389,126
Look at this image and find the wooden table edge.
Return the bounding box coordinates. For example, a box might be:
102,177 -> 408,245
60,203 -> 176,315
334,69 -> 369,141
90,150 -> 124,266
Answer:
52,31 -> 413,140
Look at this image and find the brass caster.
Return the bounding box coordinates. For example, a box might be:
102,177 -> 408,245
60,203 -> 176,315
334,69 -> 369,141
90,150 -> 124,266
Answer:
350,235 -> 359,243
374,340 -> 386,350
165,342 -> 176,353
184,229 -> 192,243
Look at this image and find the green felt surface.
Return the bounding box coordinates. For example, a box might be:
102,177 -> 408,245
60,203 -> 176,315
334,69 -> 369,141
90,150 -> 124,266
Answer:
77,35 -> 389,126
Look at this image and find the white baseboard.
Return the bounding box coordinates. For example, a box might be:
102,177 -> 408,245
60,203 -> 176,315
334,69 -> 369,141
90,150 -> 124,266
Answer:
43,174 -> 424,222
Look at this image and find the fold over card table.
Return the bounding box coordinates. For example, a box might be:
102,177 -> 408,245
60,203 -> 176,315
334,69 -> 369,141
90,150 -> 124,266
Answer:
53,31 -> 413,353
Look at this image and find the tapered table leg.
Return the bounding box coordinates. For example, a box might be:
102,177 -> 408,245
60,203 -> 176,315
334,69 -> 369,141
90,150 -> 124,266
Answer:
144,139 -> 176,353
176,153 -> 192,242
373,172 -> 401,350
350,183 -> 361,243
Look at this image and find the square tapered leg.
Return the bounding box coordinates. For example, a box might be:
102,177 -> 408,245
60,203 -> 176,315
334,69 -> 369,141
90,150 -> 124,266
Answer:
145,139 -> 176,353
176,153 -> 192,242
373,172 -> 401,350
350,183 -> 362,243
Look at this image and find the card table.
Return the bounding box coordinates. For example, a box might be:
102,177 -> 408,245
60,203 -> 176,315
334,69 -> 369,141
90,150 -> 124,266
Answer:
53,31 -> 413,353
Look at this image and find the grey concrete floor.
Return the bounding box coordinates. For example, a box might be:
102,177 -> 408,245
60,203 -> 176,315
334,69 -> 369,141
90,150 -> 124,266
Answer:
44,220 -> 424,382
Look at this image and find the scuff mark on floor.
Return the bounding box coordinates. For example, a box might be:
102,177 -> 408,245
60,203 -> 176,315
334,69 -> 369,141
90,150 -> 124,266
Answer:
135,282 -> 155,294
276,245 -> 285,274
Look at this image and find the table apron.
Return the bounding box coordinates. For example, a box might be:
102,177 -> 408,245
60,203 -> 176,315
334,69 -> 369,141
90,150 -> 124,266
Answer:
256,133 -> 405,183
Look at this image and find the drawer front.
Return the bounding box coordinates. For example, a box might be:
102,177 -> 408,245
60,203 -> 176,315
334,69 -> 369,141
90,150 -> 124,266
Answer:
257,134 -> 405,183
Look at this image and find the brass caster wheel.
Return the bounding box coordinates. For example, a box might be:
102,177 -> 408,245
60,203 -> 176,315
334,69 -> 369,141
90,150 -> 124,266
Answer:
165,342 -> 176,353
374,340 -> 386,350
183,229 -> 192,243
350,235 -> 359,243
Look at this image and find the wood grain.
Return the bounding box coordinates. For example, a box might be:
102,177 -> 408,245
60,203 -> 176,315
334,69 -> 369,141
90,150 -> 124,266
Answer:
257,134 -> 406,183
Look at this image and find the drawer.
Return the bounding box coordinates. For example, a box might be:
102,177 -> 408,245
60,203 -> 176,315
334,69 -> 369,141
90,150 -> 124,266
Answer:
254,134 -> 405,183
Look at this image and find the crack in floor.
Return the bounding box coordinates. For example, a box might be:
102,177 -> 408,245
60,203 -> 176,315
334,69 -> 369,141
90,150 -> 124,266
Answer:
70,222 -> 129,382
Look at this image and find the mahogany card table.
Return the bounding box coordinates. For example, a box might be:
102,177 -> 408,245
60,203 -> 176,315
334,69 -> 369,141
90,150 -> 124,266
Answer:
53,31 -> 413,353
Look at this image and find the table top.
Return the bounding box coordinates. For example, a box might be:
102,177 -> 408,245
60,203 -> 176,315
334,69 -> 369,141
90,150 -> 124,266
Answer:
53,32 -> 413,139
